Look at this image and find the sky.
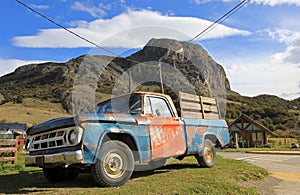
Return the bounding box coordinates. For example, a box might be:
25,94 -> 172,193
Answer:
1,0 -> 300,100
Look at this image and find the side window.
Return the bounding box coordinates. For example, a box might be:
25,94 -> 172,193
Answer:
145,96 -> 172,117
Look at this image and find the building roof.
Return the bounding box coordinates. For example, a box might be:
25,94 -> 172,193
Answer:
229,114 -> 273,134
0,123 -> 26,132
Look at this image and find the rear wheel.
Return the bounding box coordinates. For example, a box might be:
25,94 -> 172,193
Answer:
195,139 -> 216,168
91,141 -> 134,187
43,167 -> 78,182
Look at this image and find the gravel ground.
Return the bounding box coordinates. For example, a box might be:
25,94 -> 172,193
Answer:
242,176 -> 283,195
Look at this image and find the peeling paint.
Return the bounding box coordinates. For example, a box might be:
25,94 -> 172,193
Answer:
148,117 -> 186,159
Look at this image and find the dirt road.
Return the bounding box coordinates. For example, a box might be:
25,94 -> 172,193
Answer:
218,152 -> 300,195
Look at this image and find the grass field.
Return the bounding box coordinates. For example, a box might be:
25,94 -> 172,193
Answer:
0,152 -> 268,194
0,98 -> 69,126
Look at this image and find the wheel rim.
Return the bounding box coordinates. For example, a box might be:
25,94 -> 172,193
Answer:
204,145 -> 214,164
103,152 -> 126,179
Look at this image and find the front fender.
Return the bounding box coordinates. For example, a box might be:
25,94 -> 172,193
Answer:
81,122 -> 151,164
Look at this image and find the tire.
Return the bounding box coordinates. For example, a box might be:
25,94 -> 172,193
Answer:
148,158 -> 167,169
195,139 -> 216,168
91,141 -> 134,187
43,167 -> 79,183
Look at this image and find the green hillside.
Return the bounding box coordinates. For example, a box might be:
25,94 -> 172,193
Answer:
226,91 -> 299,131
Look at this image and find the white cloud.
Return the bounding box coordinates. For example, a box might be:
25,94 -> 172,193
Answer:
191,0 -> 300,6
71,1 -> 111,18
226,60 -> 300,100
269,29 -> 300,65
191,0 -> 213,4
67,20 -> 89,28
250,0 -> 300,6
13,10 -> 250,49
30,4 -> 49,10
0,59 -> 47,77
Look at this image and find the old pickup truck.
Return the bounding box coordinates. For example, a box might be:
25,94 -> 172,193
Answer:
25,91 -> 229,187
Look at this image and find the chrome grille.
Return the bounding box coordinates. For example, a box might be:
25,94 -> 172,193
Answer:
28,128 -> 74,151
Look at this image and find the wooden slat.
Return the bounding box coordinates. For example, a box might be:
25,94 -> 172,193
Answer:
203,113 -> 220,119
179,92 -> 199,102
202,104 -> 218,112
180,101 -> 201,110
179,91 -> 220,119
0,147 -> 16,154
200,96 -> 216,105
0,157 -> 15,162
181,111 -> 203,119
0,137 -> 18,165
0,139 -> 17,146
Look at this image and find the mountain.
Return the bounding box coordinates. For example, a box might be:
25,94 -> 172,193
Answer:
0,38 -> 299,130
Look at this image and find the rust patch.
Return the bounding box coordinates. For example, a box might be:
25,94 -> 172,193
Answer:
188,139 -> 193,147
75,115 -> 89,123
146,126 -> 150,134
196,126 -> 206,134
91,144 -> 97,151
197,144 -> 203,148
148,117 -> 185,159
80,123 -> 89,129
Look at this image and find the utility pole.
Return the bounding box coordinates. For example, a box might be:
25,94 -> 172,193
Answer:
158,61 -> 164,94
128,70 -> 132,93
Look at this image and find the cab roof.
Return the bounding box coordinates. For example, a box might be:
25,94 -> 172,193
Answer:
97,91 -> 178,117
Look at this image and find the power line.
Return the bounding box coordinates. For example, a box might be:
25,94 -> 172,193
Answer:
189,0 -> 249,42
17,0 -> 249,54
16,0 -> 117,56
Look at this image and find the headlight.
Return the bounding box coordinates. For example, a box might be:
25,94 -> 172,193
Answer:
68,127 -> 83,145
24,137 -> 32,151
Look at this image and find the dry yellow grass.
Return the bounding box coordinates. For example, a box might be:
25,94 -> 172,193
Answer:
0,98 -> 70,126
268,137 -> 298,146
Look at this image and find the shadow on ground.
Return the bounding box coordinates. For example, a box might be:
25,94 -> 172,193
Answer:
0,163 -> 199,194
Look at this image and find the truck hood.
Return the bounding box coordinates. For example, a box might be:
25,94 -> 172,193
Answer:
76,114 -> 138,125
27,116 -> 75,135
27,114 -> 139,135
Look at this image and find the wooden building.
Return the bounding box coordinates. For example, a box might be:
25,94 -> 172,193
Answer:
228,114 -> 273,148
0,123 -> 26,148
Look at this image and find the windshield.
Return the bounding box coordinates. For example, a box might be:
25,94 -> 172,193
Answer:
96,94 -> 142,114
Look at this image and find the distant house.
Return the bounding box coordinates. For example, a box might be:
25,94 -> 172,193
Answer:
0,123 -> 27,148
228,114 -> 273,148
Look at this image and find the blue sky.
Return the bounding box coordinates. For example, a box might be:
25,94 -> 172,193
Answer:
1,0 -> 300,100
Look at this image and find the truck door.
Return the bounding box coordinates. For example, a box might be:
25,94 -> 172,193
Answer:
145,96 -> 186,160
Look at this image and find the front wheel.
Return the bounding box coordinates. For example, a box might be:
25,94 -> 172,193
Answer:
91,141 -> 134,187
195,139 -> 216,168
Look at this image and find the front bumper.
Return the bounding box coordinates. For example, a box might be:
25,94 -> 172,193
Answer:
25,150 -> 84,167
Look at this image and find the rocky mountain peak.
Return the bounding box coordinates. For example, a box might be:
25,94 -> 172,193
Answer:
129,38 -> 231,95
0,38 -> 231,113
